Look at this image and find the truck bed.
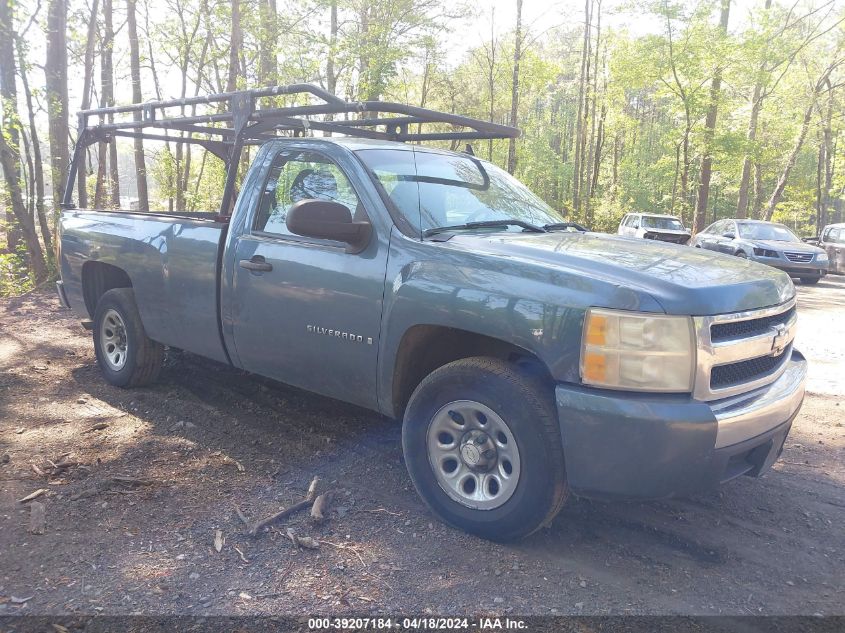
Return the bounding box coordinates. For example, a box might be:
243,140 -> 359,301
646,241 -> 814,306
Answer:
59,209 -> 230,363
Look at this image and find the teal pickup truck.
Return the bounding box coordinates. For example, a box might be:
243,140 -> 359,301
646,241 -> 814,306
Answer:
56,85 -> 806,541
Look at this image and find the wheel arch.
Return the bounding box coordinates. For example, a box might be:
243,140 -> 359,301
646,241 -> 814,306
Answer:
82,261 -> 133,318
389,324 -> 553,420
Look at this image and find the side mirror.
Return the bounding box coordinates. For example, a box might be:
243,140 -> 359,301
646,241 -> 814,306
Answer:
286,199 -> 372,253
723,232 -> 736,239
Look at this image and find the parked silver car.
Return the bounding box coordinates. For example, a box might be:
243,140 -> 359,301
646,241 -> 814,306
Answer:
691,219 -> 829,284
618,213 -> 691,244
817,223 -> 845,274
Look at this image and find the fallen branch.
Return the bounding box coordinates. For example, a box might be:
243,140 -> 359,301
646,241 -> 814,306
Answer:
249,476 -> 320,537
310,491 -> 334,523
18,488 -> 48,503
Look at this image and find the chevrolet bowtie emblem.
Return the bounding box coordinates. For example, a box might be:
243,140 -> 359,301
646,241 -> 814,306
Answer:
771,324 -> 789,355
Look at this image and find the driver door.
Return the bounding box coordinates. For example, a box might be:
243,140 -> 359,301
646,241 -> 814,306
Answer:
229,145 -> 388,410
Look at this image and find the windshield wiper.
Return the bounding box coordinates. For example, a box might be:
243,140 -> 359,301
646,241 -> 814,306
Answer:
543,222 -> 589,232
423,219 -> 546,237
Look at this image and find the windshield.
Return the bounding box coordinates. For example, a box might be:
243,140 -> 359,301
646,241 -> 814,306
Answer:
738,223 -> 800,242
641,216 -> 684,230
356,148 -> 563,235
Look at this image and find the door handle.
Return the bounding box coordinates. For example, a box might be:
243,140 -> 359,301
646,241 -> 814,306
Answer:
239,256 -> 273,272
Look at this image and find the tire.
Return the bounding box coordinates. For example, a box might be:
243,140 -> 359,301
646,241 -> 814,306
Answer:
735,250 -> 748,258
800,277 -> 821,285
402,357 -> 568,541
92,288 -> 164,388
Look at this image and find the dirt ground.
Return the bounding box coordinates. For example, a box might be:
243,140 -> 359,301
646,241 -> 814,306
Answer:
1,277 -> 843,617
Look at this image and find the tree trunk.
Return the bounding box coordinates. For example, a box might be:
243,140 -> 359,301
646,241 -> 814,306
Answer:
736,0 -> 771,218
326,0 -> 338,95
227,0 -> 242,92
693,0 -> 730,233
0,0 -> 22,253
817,79 -> 834,233
45,0 -> 70,216
572,0 -> 591,213
487,8 -> 495,161
506,0 -> 523,174
259,0 -> 277,87
735,93 -> 762,219
15,36 -> 52,257
0,0 -> 47,280
127,0 -> 149,211
584,0 -> 602,224
0,135 -> 49,283
77,0 -> 99,208
99,0 -> 120,208
764,93 -> 816,220
751,161 -> 764,219
358,4 -> 371,100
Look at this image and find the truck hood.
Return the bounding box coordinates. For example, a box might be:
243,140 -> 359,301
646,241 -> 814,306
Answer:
446,231 -> 795,315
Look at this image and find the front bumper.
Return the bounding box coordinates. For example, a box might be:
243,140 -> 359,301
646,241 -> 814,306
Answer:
555,349 -> 807,499
750,254 -> 828,278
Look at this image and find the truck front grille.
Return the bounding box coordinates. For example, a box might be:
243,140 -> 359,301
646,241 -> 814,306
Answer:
710,346 -> 791,389
784,251 -> 813,263
710,306 -> 796,342
693,299 -> 797,401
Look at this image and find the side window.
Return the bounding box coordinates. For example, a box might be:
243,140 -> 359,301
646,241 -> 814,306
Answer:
621,214 -> 630,227
830,228 -> 842,243
631,215 -> 640,228
702,222 -> 718,235
254,150 -> 361,238
724,221 -> 736,236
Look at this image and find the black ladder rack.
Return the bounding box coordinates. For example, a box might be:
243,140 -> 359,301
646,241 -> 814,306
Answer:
63,83 -> 520,216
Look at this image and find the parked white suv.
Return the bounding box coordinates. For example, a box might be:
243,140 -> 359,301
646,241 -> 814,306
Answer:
618,213 -> 691,244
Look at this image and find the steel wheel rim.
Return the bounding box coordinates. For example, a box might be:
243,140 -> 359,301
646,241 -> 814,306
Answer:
100,308 -> 128,371
426,400 -> 521,510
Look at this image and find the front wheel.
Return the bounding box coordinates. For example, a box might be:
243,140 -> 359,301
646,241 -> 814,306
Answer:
800,277 -> 821,285
93,288 -> 164,388
402,357 -> 568,541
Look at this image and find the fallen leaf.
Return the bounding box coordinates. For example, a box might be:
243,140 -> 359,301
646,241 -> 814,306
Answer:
18,489 -> 48,503
238,592 -> 253,600
11,596 -> 33,604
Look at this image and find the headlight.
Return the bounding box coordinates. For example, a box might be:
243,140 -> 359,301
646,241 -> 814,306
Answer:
753,247 -> 778,258
580,308 -> 696,392
817,252 -> 828,262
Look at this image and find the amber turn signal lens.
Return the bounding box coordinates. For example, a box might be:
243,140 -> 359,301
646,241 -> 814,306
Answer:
582,352 -> 607,382
585,314 -> 608,346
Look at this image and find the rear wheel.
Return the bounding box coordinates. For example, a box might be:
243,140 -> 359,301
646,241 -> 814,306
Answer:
93,288 -> 164,387
402,357 -> 568,541
735,250 -> 748,258
800,277 -> 821,285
